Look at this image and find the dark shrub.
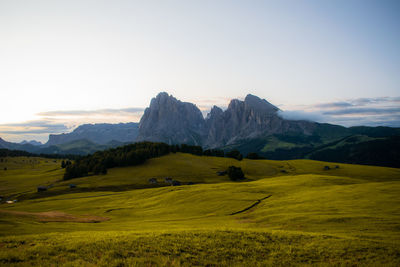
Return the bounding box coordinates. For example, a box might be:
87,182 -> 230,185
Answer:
172,180 -> 181,186
227,166 -> 244,181
37,186 -> 47,192
246,152 -> 265,160
226,150 -> 243,161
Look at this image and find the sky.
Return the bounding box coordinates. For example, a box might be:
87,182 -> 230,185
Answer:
0,0 -> 399,142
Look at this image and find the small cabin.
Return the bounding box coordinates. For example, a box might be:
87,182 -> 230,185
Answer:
172,180 -> 181,186
217,171 -> 227,176
148,178 -> 158,184
37,186 -> 47,192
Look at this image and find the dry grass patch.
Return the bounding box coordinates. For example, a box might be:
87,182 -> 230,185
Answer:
0,210 -> 109,223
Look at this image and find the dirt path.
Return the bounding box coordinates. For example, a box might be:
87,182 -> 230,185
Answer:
0,210 -> 109,223
230,195 -> 272,215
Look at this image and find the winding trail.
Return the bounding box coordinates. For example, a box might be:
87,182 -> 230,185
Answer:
229,195 -> 272,215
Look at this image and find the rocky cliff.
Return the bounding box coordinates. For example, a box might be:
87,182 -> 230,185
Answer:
204,94 -> 315,147
136,92 -> 206,145
137,92 -> 316,147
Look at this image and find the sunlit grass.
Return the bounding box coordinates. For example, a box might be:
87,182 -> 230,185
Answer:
0,154 -> 399,265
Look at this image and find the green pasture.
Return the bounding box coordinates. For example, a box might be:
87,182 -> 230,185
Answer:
0,153 -> 399,266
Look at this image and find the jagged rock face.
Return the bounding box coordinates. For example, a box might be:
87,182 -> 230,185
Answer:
46,123 -> 139,146
138,92 -> 316,148
137,92 -> 206,145
204,94 -> 315,147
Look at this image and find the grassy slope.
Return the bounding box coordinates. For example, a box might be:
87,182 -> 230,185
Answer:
0,154 -> 400,266
0,157 -> 64,199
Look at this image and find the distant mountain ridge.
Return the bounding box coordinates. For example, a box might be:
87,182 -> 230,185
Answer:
46,123 -> 139,146
0,123 -> 139,155
20,140 -> 42,146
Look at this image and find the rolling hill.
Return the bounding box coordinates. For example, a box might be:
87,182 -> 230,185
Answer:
0,153 -> 399,265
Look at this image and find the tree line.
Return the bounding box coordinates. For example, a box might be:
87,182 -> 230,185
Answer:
63,142 -> 263,180
0,148 -> 81,160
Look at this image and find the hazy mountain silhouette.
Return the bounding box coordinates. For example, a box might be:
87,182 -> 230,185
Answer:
46,123 -> 139,146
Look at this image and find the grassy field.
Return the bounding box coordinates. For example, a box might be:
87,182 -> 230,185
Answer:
0,153 -> 399,266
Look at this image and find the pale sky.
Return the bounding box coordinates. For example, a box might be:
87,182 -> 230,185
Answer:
0,0 -> 399,142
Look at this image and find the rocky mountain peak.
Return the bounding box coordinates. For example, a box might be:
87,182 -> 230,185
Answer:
244,94 -> 279,114
227,99 -> 244,110
150,92 -> 177,107
137,92 -> 205,145
206,105 -> 223,120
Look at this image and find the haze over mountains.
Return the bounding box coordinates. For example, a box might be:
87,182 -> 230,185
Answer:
1,92 -> 399,167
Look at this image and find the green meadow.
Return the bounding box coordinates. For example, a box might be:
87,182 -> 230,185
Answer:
0,153 -> 400,266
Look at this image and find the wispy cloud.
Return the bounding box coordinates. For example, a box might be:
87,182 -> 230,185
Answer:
278,96 -> 400,127
0,107 -> 145,142
0,120 -> 69,134
0,120 -> 72,143
314,102 -> 353,109
323,107 -> 400,116
37,108 -> 145,117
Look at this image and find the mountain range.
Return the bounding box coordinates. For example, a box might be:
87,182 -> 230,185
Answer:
1,92 -> 399,167
46,123 -> 139,146
137,92 -> 319,147
0,123 -> 138,155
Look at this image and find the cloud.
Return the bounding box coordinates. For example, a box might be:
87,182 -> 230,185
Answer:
277,110 -> 325,122
314,102 -> 353,109
279,96 -> 400,127
37,107 -> 145,117
323,107 -> 400,116
0,107 -> 145,142
0,120 -> 69,134
0,120 -> 72,143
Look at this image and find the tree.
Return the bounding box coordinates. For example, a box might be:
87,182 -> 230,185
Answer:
246,152 -> 265,160
226,150 -> 243,161
61,160 -> 66,168
227,166 -> 244,181
93,163 -> 102,175
101,165 -> 107,175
